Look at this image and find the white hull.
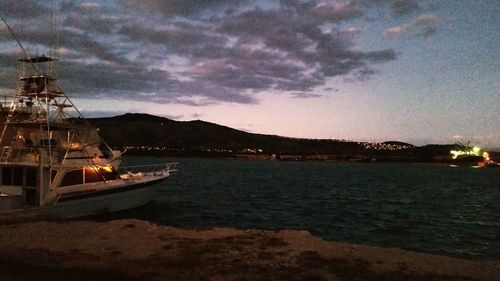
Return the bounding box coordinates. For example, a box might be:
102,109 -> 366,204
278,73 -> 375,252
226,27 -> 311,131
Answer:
0,174 -> 172,219
39,180 -> 164,218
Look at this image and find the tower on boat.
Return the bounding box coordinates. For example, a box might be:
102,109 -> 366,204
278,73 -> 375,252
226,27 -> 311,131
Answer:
0,54 -> 177,218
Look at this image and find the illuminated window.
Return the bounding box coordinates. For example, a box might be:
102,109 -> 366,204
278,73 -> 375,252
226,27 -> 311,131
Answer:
84,166 -> 120,183
84,168 -> 102,183
99,166 -> 120,181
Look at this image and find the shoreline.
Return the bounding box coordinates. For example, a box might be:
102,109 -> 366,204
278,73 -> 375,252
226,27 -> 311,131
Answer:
124,151 -> 500,166
0,219 -> 498,281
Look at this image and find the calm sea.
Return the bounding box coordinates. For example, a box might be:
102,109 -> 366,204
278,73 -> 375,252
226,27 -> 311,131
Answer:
98,156 -> 500,261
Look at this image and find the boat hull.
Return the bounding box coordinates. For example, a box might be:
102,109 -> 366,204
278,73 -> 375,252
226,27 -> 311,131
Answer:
0,176 -> 169,219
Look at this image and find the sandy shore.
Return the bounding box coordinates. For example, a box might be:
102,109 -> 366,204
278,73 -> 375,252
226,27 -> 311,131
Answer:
0,219 -> 498,281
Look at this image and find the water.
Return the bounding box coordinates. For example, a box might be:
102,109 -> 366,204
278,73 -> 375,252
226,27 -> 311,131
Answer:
99,157 -> 500,260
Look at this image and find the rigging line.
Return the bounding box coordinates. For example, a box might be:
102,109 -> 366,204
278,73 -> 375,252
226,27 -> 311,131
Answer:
0,12 -> 40,78
0,13 -> 30,62
0,11 -> 49,121
54,85 -> 119,159
50,0 -> 53,59
51,86 -> 115,179
45,95 -> 53,167
68,129 -> 110,183
1,13 -> 115,164
64,123 -> 110,183
0,96 -> 17,145
0,12 -> 44,147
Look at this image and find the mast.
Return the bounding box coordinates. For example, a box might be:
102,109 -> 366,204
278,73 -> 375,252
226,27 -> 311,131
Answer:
0,12 -> 116,166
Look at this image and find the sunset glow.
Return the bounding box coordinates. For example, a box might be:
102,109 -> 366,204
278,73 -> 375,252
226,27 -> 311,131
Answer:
0,1 -> 498,148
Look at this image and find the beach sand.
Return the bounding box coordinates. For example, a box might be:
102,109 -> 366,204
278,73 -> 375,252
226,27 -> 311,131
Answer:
0,219 -> 498,281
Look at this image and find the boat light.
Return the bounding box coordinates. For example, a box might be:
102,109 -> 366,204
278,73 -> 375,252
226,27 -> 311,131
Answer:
85,165 -> 113,172
483,152 -> 490,162
450,145 -> 482,159
101,165 -> 113,173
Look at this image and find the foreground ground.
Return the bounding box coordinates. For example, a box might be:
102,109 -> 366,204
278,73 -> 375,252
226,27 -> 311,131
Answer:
0,219 -> 498,281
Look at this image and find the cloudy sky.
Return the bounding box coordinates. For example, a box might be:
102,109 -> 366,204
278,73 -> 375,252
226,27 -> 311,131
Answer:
0,0 -> 498,147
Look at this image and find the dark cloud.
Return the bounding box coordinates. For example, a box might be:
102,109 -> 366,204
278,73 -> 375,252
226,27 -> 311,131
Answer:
121,0 -> 239,17
62,11 -> 121,35
0,0 -> 400,106
390,0 -> 420,16
0,1 -> 50,19
59,29 -> 127,64
279,0 -> 319,10
0,53 -> 23,91
216,6 -> 394,88
118,21 -> 226,55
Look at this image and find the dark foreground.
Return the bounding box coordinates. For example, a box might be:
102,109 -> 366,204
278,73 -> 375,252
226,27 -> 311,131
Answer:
0,219 -> 498,281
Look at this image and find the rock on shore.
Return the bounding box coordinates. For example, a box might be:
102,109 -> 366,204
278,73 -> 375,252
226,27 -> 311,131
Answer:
0,219 -> 498,281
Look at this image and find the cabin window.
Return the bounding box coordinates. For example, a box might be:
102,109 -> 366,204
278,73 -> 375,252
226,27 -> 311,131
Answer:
1,167 -> 24,186
84,168 -> 102,183
1,167 -> 12,185
84,166 -> 120,183
13,168 -> 23,186
99,166 -> 120,181
59,169 -> 83,187
26,168 -> 37,187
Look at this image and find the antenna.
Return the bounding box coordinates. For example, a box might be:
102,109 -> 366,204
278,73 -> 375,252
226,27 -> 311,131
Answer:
49,0 -> 60,63
50,0 -> 54,60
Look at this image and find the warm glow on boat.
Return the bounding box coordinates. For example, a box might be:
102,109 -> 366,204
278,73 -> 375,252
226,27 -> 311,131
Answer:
483,152 -> 490,162
84,164 -> 113,173
450,145 -> 483,160
68,143 -> 81,149
101,165 -> 113,172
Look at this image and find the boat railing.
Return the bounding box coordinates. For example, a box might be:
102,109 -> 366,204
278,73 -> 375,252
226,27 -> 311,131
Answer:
117,162 -> 178,175
0,146 -> 60,164
0,95 -> 33,113
0,146 -> 39,163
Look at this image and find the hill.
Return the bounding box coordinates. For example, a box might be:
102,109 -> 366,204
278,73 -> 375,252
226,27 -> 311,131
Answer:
88,113 -> 364,157
88,113 -> 461,163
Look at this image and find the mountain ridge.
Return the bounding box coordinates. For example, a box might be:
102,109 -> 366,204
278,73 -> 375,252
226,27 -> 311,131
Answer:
86,113 -> 477,163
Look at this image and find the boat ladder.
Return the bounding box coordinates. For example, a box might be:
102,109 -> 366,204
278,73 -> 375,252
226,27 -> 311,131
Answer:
0,146 -> 13,162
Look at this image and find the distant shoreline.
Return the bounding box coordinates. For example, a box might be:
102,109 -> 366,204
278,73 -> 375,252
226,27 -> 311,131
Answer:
124,149 -> 500,166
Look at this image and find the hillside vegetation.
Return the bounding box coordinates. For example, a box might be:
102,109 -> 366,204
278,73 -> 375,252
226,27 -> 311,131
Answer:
89,113 -> 458,162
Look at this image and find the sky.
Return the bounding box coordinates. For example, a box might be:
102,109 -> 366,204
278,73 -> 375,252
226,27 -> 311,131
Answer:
0,0 -> 498,148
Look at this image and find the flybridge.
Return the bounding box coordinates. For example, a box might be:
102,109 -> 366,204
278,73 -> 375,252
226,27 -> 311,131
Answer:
0,13 -> 178,217
18,55 -> 62,97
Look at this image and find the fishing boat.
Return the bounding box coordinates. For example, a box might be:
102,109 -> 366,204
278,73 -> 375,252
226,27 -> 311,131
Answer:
449,142 -> 496,167
0,49 -> 177,219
